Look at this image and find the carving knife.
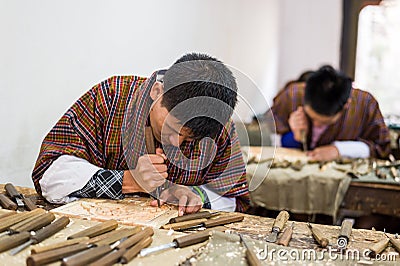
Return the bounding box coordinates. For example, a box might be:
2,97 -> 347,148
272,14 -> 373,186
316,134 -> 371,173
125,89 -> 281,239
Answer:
0,211 -> 55,237
145,126 -> 161,208
276,222 -> 294,246
176,215 -> 244,231
10,216 -> 70,255
0,193 -> 17,210
307,222 -> 329,248
168,211 -> 219,224
337,219 -> 353,249
67,219 -> 118,239
140,229 -> 211,257
0,208 -> 46,233
265,210 -> 289,243
5,183 -> 25,208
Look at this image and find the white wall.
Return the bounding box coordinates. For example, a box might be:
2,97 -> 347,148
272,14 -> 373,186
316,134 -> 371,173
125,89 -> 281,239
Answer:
0,0 -> 342,188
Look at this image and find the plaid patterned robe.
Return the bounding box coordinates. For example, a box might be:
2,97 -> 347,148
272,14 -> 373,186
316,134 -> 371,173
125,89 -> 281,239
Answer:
271,82 -> 390,158
32,72 -> 250,211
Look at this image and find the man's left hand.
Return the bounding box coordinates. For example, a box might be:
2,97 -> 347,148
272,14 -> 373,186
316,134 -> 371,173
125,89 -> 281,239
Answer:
307,145 -> 340,161
150,185 -> 203,216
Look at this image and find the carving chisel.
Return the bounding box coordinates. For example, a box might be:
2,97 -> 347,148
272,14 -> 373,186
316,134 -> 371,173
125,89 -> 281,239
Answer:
0,193 -> 17,210
239,234 -> 261,266
67,219 -> 118,239
265,210 -> 289,243
276,222 -> 294,246
386,233 -> 400,254
0,212 -> 55,237
140,229 -> 211,257
367,238 -> 389,258
10,216 -> 70,255
168,211 -> 219,224
0,208 -> 46,233
145,126 -> 161,208
337,219 -> 353,249
307,222 -> 329,248
5,183 -> 24,207
177,215 -> 244,231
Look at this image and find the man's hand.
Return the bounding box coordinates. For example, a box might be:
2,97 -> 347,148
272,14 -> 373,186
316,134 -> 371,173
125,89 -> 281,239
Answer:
123,148 -> 167,193
307,145 -> 340,161
150,185 -> 203,216
288,106 -> 308,142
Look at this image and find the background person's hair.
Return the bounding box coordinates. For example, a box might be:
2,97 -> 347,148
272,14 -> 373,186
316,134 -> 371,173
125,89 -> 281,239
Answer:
161,53 -> 238,139
305,65 -> 352,116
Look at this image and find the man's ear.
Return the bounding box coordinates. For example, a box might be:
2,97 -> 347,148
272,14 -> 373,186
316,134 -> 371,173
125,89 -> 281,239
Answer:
150,81 -> 163,101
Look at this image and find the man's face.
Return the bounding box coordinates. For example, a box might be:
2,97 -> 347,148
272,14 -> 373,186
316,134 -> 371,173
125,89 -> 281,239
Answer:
149,82 -> 194,147
304,105 -> 343,127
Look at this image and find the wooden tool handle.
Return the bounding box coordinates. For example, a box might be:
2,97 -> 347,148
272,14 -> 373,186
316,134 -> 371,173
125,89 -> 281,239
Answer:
162,218 -> 208,230
339,219 -> 353,239
5,183 -> 21,198
117,227 -> 154,250
31,237 -> 90,254
89,248 -> 126,266
23,197 -> 37,210
27,243 -> 89,266
389,237 -> 400,253
204,215 -> 244,228
273,211 -> 290,230
12,212 -> 55,233
169,211 -> 213,224
0,194 -> 17,210
308,224 -> 329,248
0,231 -> 31,253
0,208 -> 45,232
62,245 -> 112,266
0,210 -> 16,219
145,126 -> 156,153
67,219 -> 118,239
32,216 -> 70,244
174,230 -> 211,248
369,238 -> 389,257
276,224 -> 294,246
95,227 -> 141,246
245,248 -> 262,266
121,237 -> 153,264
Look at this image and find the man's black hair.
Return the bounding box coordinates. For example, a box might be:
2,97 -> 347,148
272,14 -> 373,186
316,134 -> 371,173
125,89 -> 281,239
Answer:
305,65 -> 352,116
161,53 -> 238,139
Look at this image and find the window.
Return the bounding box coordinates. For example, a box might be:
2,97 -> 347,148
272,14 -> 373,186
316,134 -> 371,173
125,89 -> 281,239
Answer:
354,0 -> 400,117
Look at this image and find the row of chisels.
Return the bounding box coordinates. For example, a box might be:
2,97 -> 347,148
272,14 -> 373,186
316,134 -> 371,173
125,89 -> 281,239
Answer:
0,183 -> 37,211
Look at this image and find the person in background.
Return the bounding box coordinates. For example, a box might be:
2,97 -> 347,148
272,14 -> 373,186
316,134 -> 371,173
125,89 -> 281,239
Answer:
270,65 -> 390,161
32,53 -> 250,215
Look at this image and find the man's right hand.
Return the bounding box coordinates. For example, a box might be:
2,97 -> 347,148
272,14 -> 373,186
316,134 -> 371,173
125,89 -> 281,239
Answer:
288,106 -> 308,142
122,148 -> 168,193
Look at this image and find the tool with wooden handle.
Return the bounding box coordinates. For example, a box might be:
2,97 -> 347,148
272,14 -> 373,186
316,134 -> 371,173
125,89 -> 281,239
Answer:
388,236 -> 400,253
31,237 -> 89,254
10,216 -> 70,255
22,197 -> 37,211
239,234 -> 261,266
117,227 -> 154,250
307,223 -> 329,248
61,244 -> 118,266
168,211 -> 219,224
7,212 -> 55,235
367,238 -> 389,258
145,126 -> 161,208
0,194 -> 17,210
265,210 -> 289,243
121,237 -> 152,264
140,229 -> 211,257
337,219 -> 353,249
27,243 -> 90,266
0,231 -> 31,253
5,183 -> 25,207
67,219 -> 118,239
0,210 -> 16,219
0,208 -> 45,233
178,215 -> 244,231
276,222 -> 294,246
162,218 -> 208,230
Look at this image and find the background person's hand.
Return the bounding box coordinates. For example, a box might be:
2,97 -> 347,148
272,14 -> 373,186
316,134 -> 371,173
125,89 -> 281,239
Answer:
288,106 -> 308,142
307,145 -> 339,161
150,185 -> 203,216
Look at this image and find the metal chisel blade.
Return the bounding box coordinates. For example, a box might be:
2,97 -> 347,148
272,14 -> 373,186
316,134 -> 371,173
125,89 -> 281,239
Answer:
265,230 -> 278,243
140,242 -> 176,257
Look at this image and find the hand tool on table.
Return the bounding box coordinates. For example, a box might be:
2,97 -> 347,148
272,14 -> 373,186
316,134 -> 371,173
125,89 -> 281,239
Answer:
145,126 -> 161,208
300,130 -> 307,152
0,193 -> 17,210
290,160 -> 305,171
67,219 -> 118,239
0,210 -> 16,219
27,227 -> 142,266
168,211 -> 219,224
0,208 -> 45,233
120,236 -> 153,264
276,222 -> 294,246
5,183 -> 37,210
385,233 -> 400,254
388,154 -> 400,182
176,215 -> 244,231
239,234 -> 261,266
366,238 -> 389,258
140,229 -> 211,257
0,211 -> 55,237
162,218 -> 208,230
10,216 -> 70,255
337,219 -> 353,249
307,223 -> 329,248
265,210 -> 289,243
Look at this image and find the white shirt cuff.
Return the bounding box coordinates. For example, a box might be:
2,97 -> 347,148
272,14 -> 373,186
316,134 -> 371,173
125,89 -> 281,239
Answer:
333,141 -> 370,158
200,185 -> 236,212
39,155 -> 101,204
